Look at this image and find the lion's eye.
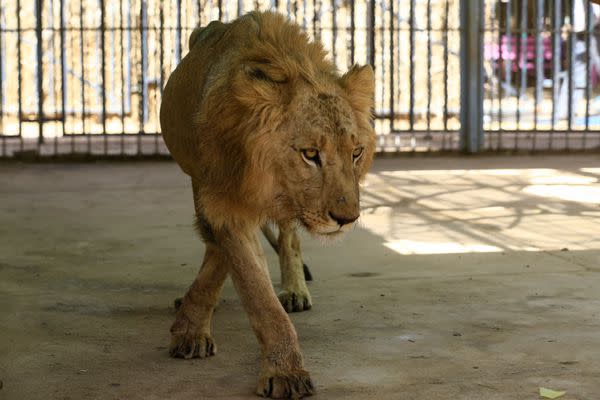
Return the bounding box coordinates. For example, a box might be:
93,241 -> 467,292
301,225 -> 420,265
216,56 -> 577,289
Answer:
352,147 -> 364,161
301,148 -> 321,167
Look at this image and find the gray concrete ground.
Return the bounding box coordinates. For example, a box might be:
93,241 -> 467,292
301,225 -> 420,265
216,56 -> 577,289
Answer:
1,155 -> 600,400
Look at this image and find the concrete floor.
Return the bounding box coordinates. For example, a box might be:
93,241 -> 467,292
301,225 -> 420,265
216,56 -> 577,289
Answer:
1,156 -> 600,400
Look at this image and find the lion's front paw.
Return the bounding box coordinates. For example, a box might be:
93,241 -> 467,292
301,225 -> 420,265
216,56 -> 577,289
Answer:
257,371 -> 314,399
278,290 -> 312,313
169,333 -> 216,359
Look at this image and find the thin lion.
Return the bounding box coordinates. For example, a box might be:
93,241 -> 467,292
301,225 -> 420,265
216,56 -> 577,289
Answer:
160,11 -> 375,399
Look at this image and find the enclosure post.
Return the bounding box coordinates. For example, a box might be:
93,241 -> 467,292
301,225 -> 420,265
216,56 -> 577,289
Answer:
459,0 -> 484,153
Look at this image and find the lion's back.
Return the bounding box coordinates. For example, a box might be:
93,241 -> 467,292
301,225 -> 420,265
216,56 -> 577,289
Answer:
159,19 -> 234,176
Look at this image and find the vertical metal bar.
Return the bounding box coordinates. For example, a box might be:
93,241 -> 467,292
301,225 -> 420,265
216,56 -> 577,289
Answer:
396,0 -> 402,138
551,0 -> 561,142
389,0 -> 394,133
503,0 -> 512,131
48,0 -> 56,137
176,0 -> 181,62
159,0 -> 164,92
218,0 -> 222,20
158,0 -> 164,154
100,0 -> 107,153
443,0 -> 449,136
367,0 -> 375,67
317,0 -> 322,39
124,0 -> 131,118
36,0 -> 44,146
16,0 -> 23,150
312,0 -> 318,40
350,0 -> 355,65
534,0 -> 544,135
109,2 -> 116,122
302,0 -> 307,30
120,0 -> 126,153
584,0 -> 592,147
47,0 -> 57,155
197,0 -> 202,26
69,0 -> 75,152
125,0 -> 134,113
519,0 -> 528,101
516,0 -> 527,151
426,0 -> 432,143
238,0 -> 243,16
460,0 -> 483,152
139,0 -> 147,154
0,3 -> 4,156
141,0 -> 148,127
566,0 -> 574,147
488,0 -> 496,150
502,0 -> 512,148
152,0 -> 158,154
409,0 -> 415,133
60,0 -> 68,154
331,0 -> 337,63
517,0 -> 528,123
378,0 -> 384,123
496,0 -> 503,147
79,0 -> 88,151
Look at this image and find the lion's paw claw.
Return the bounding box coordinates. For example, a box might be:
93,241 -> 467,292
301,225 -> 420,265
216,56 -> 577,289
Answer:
169,334 -> 216,359
278,290 -> 312,313
257,371 -> 314,399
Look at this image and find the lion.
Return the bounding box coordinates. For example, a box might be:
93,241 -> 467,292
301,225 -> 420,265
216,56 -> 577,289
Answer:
159,11 -> 375,399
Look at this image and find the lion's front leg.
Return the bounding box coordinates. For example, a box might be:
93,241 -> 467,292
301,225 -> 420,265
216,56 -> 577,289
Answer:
277,224 -> 312,313
169,244 -> 228,359
223,229 -> 314,399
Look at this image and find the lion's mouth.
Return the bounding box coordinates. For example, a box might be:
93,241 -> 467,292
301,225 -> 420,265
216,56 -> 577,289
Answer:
299,216 -> 353,237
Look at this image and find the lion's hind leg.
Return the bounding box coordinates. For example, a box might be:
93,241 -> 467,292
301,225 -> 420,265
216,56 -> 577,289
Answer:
169,178 -> 228,359
261,224 -> 313,282
277,224 -> 312,313
169,243 -> 228,359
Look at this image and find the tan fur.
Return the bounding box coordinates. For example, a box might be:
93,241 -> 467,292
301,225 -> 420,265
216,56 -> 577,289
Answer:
160,11 -> 375,399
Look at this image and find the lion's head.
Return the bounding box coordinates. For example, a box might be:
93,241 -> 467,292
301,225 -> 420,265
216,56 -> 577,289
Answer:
185,12 -> 375,235
270,68 -> 375,236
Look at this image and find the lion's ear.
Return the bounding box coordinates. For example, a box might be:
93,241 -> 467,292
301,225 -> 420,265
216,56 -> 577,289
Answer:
339,64 -> 374,114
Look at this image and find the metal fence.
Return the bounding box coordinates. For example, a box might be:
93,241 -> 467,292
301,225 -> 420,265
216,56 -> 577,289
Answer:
481,0 -> 600,151
0,0 -> 599,158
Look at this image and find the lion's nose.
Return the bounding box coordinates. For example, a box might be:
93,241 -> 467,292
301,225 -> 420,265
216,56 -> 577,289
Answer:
328,211 -> 359,226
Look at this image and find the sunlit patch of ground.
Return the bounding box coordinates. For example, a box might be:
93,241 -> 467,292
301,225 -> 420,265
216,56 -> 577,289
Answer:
361,166 -> 600,255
